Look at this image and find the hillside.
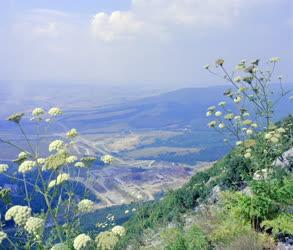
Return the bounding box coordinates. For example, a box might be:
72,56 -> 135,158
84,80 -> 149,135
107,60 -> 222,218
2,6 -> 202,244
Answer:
116,116 -> 293,250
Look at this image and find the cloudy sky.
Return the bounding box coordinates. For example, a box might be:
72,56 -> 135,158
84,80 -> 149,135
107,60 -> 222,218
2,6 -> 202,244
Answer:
0,0 -> 292,87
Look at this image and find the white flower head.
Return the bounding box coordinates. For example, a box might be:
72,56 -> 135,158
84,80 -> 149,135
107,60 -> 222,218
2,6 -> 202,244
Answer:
111,225 -> 126,237
67,128 -> 78,138
0,164 -> 9,173
18,160 -> 36,173
5,205 -> 32,226
219,123 -> 225,129
74,162 -> 86,168
24,217 -> 44,239
246,129 -> 254,135
78,199 -> 95,213
234,96 -> 242,104
0,231 -> 7,244
36,158 -> 46,165
206,111 -> 213,117
244,152 -> 251,159
208,121 -> 217,128
218,101 -> 226,107
66,155 -> 78,164
73,234 -> 92,250
49,140 -> 65,152
101,155 -> 114,164
215,111 -> 222,117
49,173 -> 70,189
48,107 -> 62,116
269,57 -> 280,63
234,76 -> 242,83
224,113 -> 234,120
32,108 -> 45,117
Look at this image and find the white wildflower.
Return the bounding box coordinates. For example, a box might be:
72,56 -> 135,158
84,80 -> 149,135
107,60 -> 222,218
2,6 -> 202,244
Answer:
244,152 -> 251,159
24,217 -> 44,239
67,128 -> 78,138
48,107 -> 62,116
95,231 -> 119,250
48,173 -> 70,189
234,96 -> 242,104
276,127 -> 286,133
56,173 -> 69,184
73,234 -> 92,250
224,113 -> 234,120
32,108 -> 45,117
206,111 -> 213,117
215,111 -> 222,117
111,225 -> 126,237
0,164 -> 9,173
101,155 -> 114,164
18,160 -> 36,173
271,136 -> 279,144
5,205 -> 32,226
234,76 -> 242,83
219,123 -> 225,129
0,231 -> 7,244
208,121 -> 217,128
66,155 -> 78,164
36,158 -> 46,165
236,141 -> 243,146
78,199 -> 95,213
246,129 -> 253,135
207,106 -> 216,111
218,101 -> 226,107
238,86 -> 246,93
264,133 -> 273,140
49,140 -> 65,152
269,57 -> 280,63
124,210 -> 129,214
242,119 -> 253,126
74,162 -> 85,168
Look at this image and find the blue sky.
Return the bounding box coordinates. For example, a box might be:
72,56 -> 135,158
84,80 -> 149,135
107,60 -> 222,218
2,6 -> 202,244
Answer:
0,0 -> 292,88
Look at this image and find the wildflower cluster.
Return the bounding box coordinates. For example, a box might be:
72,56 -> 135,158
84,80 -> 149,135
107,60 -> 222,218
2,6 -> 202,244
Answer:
48,173 -> 70,189
205,57 -> 291,159
24,217 -> 45,239
18,160 -> 36,173
73,234 -> 92,250
95,231 -> 119,250
77,199 -> 95,213
5,205 -> 32,226
0,106 -> 120,249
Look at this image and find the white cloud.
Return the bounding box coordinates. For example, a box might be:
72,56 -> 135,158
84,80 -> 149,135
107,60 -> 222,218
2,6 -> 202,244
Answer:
91,11 -> 144,41
90,0 -> 247,42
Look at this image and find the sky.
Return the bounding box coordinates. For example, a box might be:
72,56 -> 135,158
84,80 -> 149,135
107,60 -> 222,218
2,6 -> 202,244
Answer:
0,0 -> 292,88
